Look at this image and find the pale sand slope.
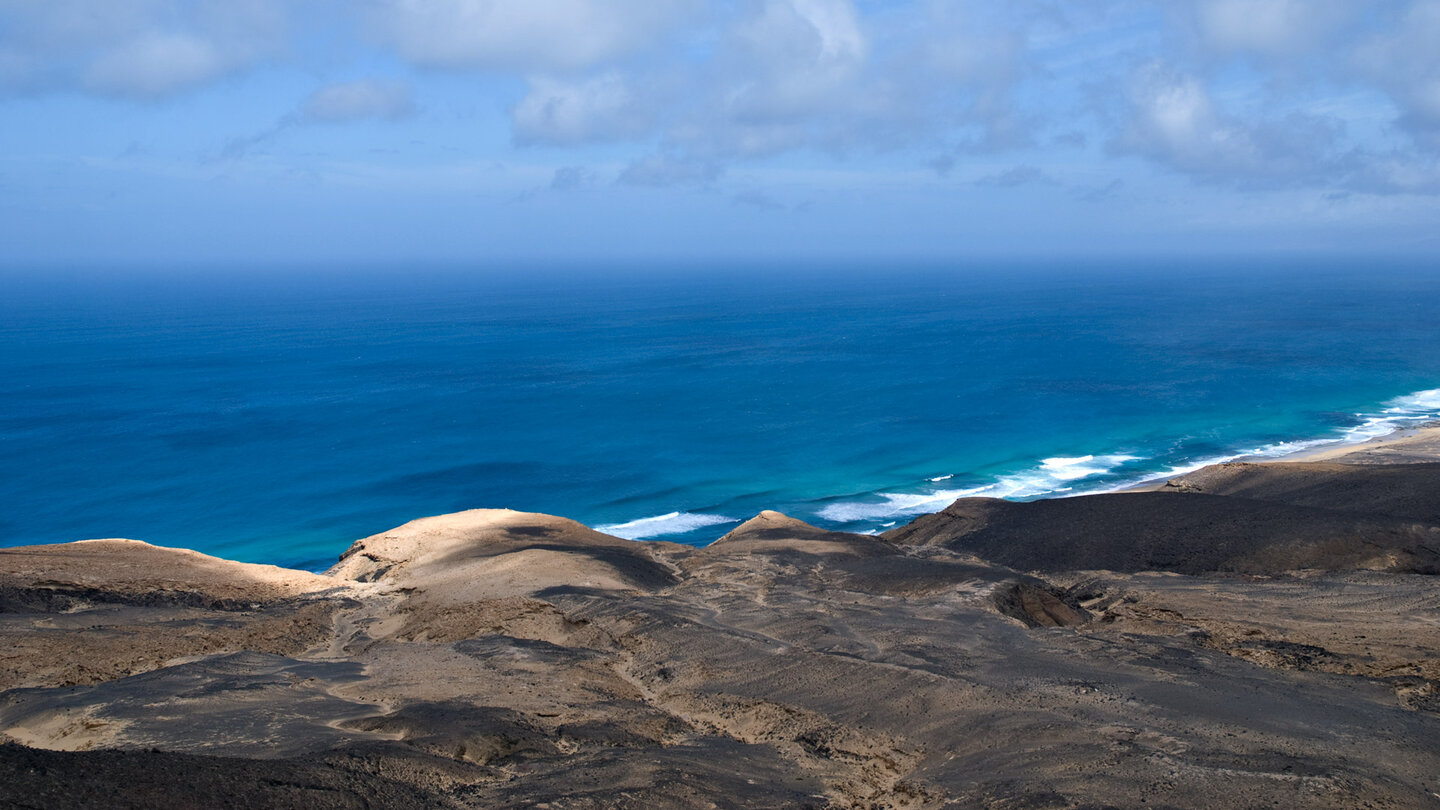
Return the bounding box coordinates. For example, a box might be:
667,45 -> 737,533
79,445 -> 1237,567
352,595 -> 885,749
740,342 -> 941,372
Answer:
1,437 -> 1439,808
1283,424 -> 1440,465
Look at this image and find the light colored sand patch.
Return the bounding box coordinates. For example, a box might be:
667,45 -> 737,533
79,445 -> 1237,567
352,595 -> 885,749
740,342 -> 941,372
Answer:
0,538 -> 345,602
1,707 -> 126,751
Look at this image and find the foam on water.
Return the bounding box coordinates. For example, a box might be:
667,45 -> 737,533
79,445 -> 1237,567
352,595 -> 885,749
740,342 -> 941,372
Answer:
595,511 -> 737,540
815,453 -> 1143,524
1231,387 -> 1440,461
1149,454 -> 1243,480
805,386 -> 1440,532
1114,386 -> 1440,490
1388,388 -> 1440,411
815,487 -> 989,524
7,269 -> 1440,563
1040,455 -> 1141,481
1329,388 -> 1440,444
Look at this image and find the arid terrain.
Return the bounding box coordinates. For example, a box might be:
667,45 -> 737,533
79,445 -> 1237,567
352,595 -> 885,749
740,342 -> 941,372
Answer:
3,431 -> 1440,808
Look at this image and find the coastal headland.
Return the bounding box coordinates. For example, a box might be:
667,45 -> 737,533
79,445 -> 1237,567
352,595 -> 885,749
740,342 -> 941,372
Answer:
3,430 -> 1440,808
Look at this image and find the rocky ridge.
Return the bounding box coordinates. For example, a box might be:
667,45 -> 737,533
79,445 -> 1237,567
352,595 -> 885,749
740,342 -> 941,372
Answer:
2,452 -> 1440,808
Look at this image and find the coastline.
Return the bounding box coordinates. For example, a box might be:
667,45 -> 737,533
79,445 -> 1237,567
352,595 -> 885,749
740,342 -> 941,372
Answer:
1269,422 -> 1440,464
3,422 -> 1440,806
12,264 -> 1440,560
602,396 -> 1440,543
1118,422 -> 1440,494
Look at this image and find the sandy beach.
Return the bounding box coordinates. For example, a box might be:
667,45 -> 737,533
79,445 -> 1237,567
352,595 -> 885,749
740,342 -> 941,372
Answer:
1277,423 -> 1440,464
2,429 -> 1439,808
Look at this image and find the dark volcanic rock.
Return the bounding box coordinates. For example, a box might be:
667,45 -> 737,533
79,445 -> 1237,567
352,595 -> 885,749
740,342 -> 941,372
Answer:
991,581 -> 1091,628
883,491 -> 1440,575
1162,461 -> 1440,523
0,742 -> 448,810
2,456 -> 1440,809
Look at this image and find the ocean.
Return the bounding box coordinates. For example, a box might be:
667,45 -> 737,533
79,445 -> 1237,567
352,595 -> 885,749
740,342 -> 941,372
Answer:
4,259 -> 1439,569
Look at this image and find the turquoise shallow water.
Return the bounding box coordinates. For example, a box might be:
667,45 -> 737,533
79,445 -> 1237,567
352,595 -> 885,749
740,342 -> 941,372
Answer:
3,260 -> 1439,569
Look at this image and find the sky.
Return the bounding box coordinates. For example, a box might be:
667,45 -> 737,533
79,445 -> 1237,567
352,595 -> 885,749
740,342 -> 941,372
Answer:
3,0 -> 1440,270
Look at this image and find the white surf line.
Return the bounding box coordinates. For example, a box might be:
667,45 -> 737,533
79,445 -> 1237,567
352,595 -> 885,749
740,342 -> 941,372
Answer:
595,511 -> 737,540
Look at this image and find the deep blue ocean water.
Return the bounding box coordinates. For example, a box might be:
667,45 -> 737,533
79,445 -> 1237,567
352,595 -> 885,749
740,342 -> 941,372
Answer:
4,260 -> 1440,570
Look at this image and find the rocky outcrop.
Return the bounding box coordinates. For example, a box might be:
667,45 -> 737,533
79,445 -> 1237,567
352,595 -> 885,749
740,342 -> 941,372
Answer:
1161,460 -> 1440,523
3,460 -> 1440,808
884,491 -> 1440,575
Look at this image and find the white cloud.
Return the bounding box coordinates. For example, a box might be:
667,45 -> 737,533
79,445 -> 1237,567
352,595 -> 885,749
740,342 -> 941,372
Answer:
479,0 -> 1051,164
371,0 -> 695,73
1351,1 -> 1440,145
301,79 -> 415,123
789,0 -> 866,62
4,0 -> 1436,201
1063,0 -> 1440,193
0,0 -> 285,98
493,0 -> 918,158
916,6 -> 1033,151
84,33 -> 227,98
219,77 -> 415,161
1105,60 -> 1440,194
1127,67 -> 1242,163
1192,0 -> 1353,56
1113,62 -> 1288,180
512,73 -> 653,144
727,0 -> 868,118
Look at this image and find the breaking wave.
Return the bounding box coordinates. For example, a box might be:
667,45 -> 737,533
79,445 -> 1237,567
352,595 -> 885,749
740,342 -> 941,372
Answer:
594,387 -> 1440,541
595,511 -> 737,540
815,453 -> 1143,524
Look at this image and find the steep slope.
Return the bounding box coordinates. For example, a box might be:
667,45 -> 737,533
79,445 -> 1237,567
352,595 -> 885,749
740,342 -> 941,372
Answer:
883,491 -> 1440,575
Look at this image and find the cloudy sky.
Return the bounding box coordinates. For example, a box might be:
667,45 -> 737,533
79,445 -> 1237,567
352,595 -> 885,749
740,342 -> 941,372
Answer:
3,0 -> 1440,269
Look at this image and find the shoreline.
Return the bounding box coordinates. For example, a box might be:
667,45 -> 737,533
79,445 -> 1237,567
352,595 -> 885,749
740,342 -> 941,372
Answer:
4,421 -> 1440,806
604,416 -> 1440,544
1117,422 -> 1440,494
702,389 -> 1440,539
1268,422 -> 1440,464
